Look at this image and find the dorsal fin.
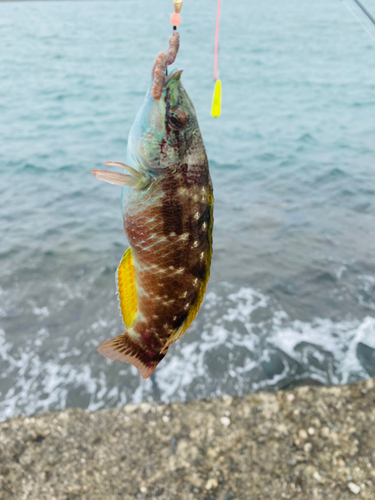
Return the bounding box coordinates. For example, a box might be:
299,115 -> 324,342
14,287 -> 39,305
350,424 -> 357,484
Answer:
117,248 -> 138,328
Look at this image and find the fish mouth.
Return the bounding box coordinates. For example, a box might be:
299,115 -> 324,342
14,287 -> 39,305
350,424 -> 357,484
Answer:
165,69 -> 183,86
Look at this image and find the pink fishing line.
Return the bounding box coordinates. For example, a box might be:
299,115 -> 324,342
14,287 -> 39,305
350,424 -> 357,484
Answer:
214,0 -> 221,80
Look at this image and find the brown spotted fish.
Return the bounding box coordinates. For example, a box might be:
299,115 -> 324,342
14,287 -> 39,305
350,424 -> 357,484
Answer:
92,34 -> 213,379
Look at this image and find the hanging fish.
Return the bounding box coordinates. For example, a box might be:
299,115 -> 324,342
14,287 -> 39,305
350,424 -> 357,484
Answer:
92,30 -> 213,379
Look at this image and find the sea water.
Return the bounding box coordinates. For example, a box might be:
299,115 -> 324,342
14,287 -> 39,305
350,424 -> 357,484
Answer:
0,0 -> 375,421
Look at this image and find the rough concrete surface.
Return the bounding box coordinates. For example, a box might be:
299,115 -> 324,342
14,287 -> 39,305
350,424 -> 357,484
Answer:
1,379 -> 375,500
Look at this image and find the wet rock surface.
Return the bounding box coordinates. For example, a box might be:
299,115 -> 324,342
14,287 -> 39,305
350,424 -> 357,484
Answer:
1,379 -> 375,500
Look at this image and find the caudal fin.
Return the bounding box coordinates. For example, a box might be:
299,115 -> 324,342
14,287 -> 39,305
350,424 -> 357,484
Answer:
97,331 -> 166,380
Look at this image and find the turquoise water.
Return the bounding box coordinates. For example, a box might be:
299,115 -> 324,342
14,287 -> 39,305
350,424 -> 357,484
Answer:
1,0 -> 375,420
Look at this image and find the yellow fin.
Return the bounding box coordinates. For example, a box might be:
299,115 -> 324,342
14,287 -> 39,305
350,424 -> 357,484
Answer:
117,248 -> 138,329
211,79 -> 222,118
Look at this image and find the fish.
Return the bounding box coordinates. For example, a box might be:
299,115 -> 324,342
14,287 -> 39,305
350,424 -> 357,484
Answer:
92,48 -> 213,379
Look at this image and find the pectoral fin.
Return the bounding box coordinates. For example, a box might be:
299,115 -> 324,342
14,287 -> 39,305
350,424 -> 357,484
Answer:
92,161 -> 150,189
105,162 -> 143,180
92,170 -> 139,187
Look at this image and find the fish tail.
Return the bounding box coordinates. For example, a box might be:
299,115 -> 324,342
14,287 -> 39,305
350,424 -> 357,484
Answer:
97,331 -> 166,380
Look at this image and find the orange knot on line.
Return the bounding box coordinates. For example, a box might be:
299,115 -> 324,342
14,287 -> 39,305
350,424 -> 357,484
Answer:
171,12 -> 181,27
151,31 -> 180,100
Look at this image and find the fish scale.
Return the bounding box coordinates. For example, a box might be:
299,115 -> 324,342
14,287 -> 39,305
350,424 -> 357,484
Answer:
94,67 -> 213,379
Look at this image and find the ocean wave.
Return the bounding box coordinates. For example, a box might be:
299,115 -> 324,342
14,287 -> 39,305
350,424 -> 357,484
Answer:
0,283 -> 374,422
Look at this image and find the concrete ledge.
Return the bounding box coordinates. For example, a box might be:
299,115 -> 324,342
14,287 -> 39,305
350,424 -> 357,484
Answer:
1,379 -> 375,499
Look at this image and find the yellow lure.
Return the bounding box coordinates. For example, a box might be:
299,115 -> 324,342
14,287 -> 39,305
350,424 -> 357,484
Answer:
211,79 -> 222,118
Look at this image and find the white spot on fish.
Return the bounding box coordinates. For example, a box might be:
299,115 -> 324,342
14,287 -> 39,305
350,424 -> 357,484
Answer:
202,222 -> 207,230
194,212 -> 200,220
136,312 -> 147,323
184,303 -> 190,310
170,232 -> 176,237
200,252 -> 205,260
193,241 -> 199,248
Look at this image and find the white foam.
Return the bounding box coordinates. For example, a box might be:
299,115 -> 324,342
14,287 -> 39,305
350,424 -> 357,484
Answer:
0,284 -> 374,422
154,286 -> 375,402
269,316 -> 375,384
32,306 -> 50,318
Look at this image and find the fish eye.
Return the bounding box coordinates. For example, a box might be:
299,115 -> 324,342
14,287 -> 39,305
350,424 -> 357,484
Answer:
168,109 -> 187,129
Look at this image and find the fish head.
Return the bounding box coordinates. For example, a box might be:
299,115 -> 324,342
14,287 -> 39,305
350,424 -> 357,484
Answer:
126,69 -> 201,173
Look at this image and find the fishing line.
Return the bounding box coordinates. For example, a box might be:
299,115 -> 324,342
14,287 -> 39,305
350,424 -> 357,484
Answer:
171,0 -> 182,30
342,0 -> 375,44
214,0 -> 221,81
352,0 -> 375,25
166,1 -> 183,77
211,0 -> 222,118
